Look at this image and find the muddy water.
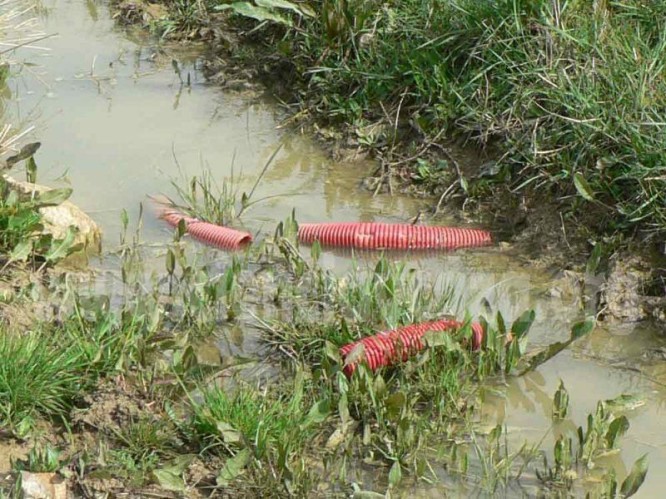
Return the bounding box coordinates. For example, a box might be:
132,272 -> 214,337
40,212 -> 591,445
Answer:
5,0 -> 666,496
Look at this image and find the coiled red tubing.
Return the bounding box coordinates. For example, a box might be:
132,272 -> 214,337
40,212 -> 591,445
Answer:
160,210 -> 252,251
340,320 -> 484,376
298,222 -> 491,251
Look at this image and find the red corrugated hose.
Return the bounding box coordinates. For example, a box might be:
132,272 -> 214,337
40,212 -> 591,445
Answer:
340,319 -> 485,375
160,209 -> 252,251
298,222 -> 491,250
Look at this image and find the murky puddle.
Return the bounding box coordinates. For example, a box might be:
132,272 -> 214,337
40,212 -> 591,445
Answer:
4,0 -> 666,495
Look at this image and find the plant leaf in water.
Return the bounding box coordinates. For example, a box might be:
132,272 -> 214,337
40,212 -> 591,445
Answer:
511,309 -> 535,338
216,448 -> 252,486
0,63 -> 9,84
166,248 -> 175,275
120,208 -> 129,232
496,310 -> 507,338
519,320 -> 593,375
238,143 -> 283,217
519,341 -> 569,375
5,142 -> 41,168
603,394 -> 647,412
33,188 -> 72,207
177,218 -> 187,239
570,319 -> 594,340
310,239 -> 321,262
573,172 -> 595,201
480,297 -> 493,316
605,415 -> 629,449
26,157 -> 37,184
620,454 -> 648,498
552,380 -> 569,420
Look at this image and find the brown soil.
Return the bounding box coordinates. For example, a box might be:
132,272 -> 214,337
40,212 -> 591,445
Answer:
0,378 -> 223,497
0,438 -> 29,472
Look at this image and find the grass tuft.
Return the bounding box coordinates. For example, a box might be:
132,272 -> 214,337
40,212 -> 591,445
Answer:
0,330 -> 86,432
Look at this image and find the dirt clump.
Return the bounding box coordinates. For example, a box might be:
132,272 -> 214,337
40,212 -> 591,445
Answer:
72,378 -> 153,433
600,254 -> 666,328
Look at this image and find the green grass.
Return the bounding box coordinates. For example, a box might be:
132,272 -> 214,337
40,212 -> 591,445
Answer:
182,376 -> 325,495
0,211 -> 641,496
105,416 -> 181,484
0,329 -> 87,433
150,0 -> 666,239
0,315 -> 139,434
12,443 -> 63,473
188,381 -> 323,457
305,0 -> 666,235
259,254 -> 459,362
0,2 -> 656,496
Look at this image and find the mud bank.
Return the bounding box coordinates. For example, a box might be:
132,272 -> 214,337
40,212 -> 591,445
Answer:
109,0 -> 666,330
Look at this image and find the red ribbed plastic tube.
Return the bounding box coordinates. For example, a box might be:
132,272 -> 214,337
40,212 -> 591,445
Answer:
160,210 -> 252,251
298,222 -> 491,250
340,320 -> 484,376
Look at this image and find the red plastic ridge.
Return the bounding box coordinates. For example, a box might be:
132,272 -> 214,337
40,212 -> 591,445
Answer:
298,222 -> 491,251
339,319 -> 484,375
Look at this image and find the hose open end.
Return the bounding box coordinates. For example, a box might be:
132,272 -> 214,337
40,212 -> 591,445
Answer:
155,205 -> 252,251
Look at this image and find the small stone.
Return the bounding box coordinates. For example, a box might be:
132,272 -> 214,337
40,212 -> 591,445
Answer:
20,472 -> 67,499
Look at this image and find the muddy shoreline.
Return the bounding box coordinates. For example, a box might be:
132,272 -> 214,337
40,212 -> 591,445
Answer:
110,0 -> 665,331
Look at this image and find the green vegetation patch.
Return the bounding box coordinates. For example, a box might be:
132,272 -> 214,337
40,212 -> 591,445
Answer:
147,0 -> 666,237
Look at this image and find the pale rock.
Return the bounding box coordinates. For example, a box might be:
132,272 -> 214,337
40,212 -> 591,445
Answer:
4,176 -> 102,255
20,472 -> 67,499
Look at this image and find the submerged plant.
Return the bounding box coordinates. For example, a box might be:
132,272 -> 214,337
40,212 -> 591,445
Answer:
537,385 -> 649,497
